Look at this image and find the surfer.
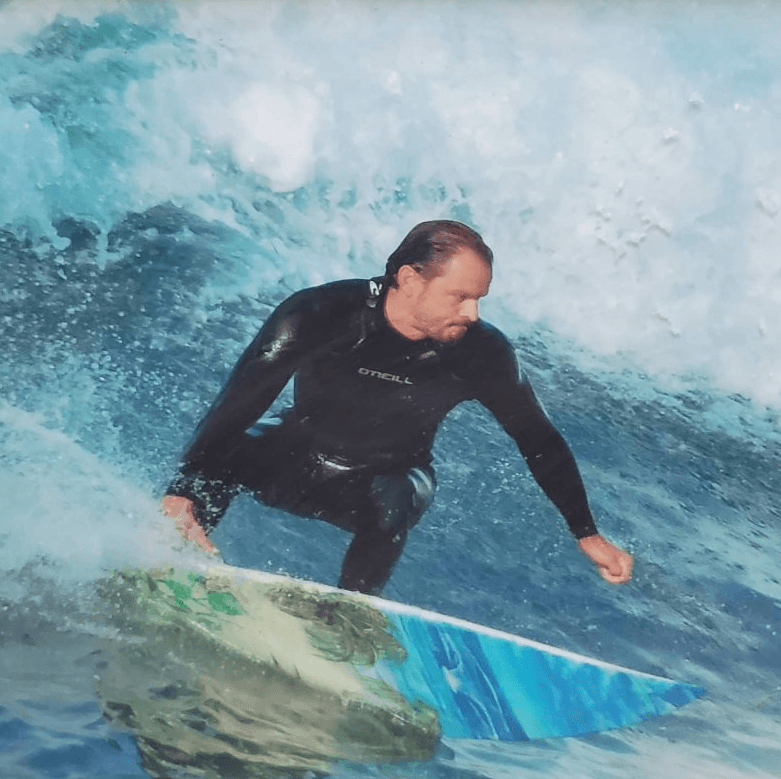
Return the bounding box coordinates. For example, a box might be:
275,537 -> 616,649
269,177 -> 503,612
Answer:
163,220 -> 633,594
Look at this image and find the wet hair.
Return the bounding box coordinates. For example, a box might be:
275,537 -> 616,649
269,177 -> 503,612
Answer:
383,220 -> 493,287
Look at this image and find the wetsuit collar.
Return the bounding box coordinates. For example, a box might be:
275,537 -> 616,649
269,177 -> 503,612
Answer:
366,277 -> 384,308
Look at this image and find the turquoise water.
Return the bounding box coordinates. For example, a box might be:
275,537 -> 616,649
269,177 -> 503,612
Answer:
1,2 -> 780,777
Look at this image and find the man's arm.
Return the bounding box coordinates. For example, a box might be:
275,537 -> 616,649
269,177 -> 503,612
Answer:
164,286 -> 335,541
178,293 -> 311,475
473,327 -> 633,584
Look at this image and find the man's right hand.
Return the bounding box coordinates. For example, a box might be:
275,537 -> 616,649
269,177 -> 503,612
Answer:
162,495 -> 219,555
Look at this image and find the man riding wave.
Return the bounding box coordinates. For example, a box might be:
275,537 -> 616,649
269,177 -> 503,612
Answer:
163,220 -> 633,594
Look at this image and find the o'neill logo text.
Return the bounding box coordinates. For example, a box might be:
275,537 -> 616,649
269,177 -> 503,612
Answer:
359,367 -> 413,385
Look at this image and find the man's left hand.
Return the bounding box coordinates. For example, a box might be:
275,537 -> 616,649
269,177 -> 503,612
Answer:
578,534 -> 633,584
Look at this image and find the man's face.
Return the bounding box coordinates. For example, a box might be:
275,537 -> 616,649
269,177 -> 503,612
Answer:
408,248 -> 492,343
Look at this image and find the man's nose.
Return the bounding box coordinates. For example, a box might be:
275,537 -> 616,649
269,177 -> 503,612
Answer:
461,299 -> 479,322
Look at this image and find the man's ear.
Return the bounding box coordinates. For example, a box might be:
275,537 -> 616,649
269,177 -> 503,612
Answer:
395,264 -> 421,295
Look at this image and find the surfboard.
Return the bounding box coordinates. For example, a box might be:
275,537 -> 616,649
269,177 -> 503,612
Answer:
105,560 -> 705,756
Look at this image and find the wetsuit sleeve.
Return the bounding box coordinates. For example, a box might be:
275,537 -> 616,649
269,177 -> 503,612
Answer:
167,288 -> 328,515
473,330 -> 599,539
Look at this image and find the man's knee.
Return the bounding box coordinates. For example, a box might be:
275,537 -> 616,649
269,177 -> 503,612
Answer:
407,466 -> 435,515
369,466 -> 435,535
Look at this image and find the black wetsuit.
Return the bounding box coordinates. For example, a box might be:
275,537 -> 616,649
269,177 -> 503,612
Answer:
168,278 -> 598,594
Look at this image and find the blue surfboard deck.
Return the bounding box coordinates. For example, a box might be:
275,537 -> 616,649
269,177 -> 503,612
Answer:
114,561 -> 705,745
375,603 -> 704,741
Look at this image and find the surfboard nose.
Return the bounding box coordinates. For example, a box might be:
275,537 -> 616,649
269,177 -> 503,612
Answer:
377,607 -> 707,741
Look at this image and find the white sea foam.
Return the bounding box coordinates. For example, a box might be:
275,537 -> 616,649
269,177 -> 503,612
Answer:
2,0 -> 781,408
0,404 -> 203,601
